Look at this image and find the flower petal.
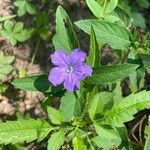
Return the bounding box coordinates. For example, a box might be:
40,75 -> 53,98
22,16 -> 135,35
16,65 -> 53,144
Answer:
48,67 -> 66,86
74,64 -> 93,80
64,74 -> 80,91
82,64 -> 93,77
70,49 -> 86,63
51,50 -> 69,67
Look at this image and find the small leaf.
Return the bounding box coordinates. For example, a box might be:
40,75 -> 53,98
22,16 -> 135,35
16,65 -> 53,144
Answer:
86,0 -> 103,18
137,0 -> 150,8
60,92 -> 81,122
0,52 -> 15,67
26,2 -> 36,15
86,27 -> 100,67
12,74 -> 51,92
14,0 -> 36,16
115,8 -> 132,27
4,20 -> 13,32
92,124 -> 121,149
0,51 -> 14,81
14,1 -> 26,16
36,11 -> 48,28
104,0 -> 118,15
85,64 -> 139,85
72,137 -> 86,150
0,15 -> 16,22
48,130 -> 64,150
47,106 -> 63,125
14,28 -> 35,42
53,6 -> 79,52
13,22 -> 24,33
88,92 -> 113,120
141,54 -> 150,68
1,21 -> 34,45
104,91 -> 150,127
131,12 -> 146,29
0,66 -> 13,75
18,7 -> 26,16
75,19 -> 130,50
0,119 -> 53,144
105,14 -> 120,23
0,83 -> 8,94
9,37 -> 17,46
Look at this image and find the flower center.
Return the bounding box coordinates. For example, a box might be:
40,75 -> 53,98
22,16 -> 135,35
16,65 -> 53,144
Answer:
66,66 -> 74,74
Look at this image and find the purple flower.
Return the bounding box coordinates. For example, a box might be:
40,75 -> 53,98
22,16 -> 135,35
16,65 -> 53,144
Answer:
48,49 -> 92,91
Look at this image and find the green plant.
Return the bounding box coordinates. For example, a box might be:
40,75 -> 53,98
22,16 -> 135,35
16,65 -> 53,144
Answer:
0,0 -> 150,149
0,20 -> 34,45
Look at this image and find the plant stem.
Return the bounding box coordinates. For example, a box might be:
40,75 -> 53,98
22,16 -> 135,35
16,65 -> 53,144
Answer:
121,48 -> 131,63
29,38 -> 41,71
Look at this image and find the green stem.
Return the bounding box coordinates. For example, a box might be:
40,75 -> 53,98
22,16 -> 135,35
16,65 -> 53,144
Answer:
74,91 -> 79,99
29,38 -> 41,70
121,48 -> 131,63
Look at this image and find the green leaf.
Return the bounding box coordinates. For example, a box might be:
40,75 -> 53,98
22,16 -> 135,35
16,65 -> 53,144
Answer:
48,130 -> 64,150
25,2 -> 36,15
4,20 -> 13,32
113,81 -> 122,102
129,68 -> 144,92
0,66 -> 13,75
53,6 -> 79,52
115,7 -> 132,28
117,0 -> 131,16
131,12 -> 146,29
85,64 -> 139,85
12,74 -> 51,92
14,28 -> 35,42
75,19 -> 130,50
92,124 -> 129,149
104,0 -> 118,15
86,27 -> 100,67
13,22 -> 24,33
14,1 -> 26,16
105,14 -> 120,23
47,106 -> 64,125
103,91 -> 150,127
137,0 -> 150,8
0,52 -> 15,66
0,15 -> 16,22
14,0 -> 36,16
88,92 -> 113,120
1,21 -> 34,45
18,7 -> 26,17
0,51 -> 15,81
0,83 -> 8,94
60,92 -> 81,122
0,119 -> 53,144
141,54 -> 150,68
36,11 -> 48,28
72,137 -> 86,150
9,37 -> 17,46
92,124 -> 121,149
86,0 -> 103,18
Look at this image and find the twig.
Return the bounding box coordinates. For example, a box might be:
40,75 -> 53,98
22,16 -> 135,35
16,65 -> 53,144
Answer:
130,115 -> 146,144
